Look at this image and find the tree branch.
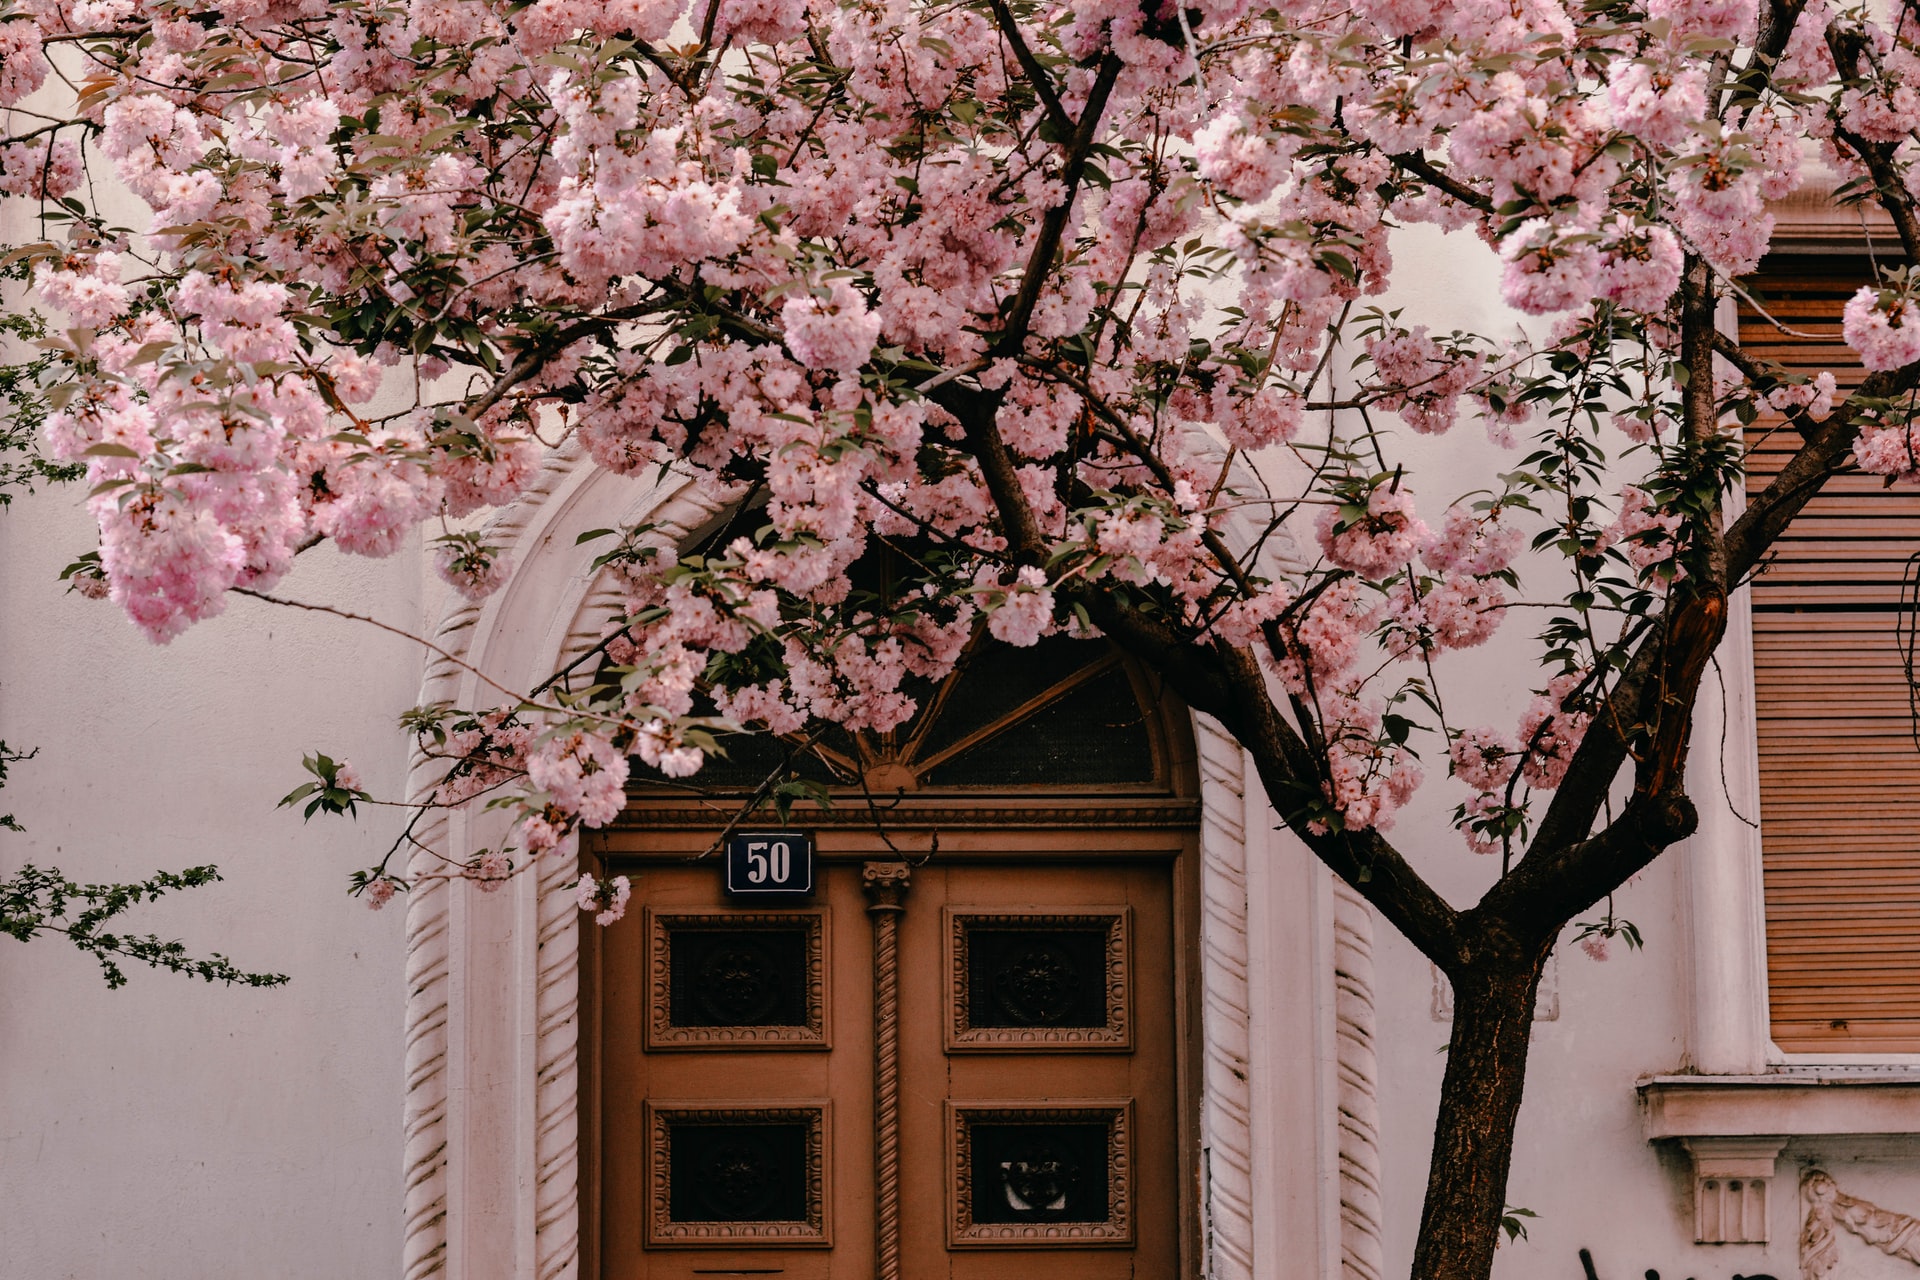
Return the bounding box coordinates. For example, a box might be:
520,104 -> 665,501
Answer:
985,0 -> 1074,140
991,52 -> 1122,360
1387,152 -> 1493,213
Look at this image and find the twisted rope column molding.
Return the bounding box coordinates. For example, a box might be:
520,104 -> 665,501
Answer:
401,446 -> 726,1280
1331,881 -> 1385,1280
1194,715 -> 1255,1280
862,861 -> 913,1280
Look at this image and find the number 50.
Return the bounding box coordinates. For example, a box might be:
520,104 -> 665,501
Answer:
745,840 -> 791,884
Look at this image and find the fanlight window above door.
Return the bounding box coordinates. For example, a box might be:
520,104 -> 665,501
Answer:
649,634 -> 1169,796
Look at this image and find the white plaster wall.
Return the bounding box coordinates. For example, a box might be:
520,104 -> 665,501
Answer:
0,479 -> 423,1278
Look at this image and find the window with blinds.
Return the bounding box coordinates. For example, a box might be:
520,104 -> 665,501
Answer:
1741,258 -> 1920,1054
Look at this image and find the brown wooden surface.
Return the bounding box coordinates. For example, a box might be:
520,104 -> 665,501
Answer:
1742,260 -> 1920,1053
592,848 -> 1190,1277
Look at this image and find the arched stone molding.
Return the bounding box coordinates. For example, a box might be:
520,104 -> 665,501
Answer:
401,444 -> 725,1280
399,449 -> 1381,1279
1196,714 -> 1256,1280
1331,882 -> 1385,1280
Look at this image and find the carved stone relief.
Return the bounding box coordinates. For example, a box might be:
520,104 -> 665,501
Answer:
1803,1168 -> 1920,1280
1430,951 -> 1560,1021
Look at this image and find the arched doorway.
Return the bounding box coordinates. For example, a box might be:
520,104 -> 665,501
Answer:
580,634 -> 1205,1277
397,460 -> 1380,1280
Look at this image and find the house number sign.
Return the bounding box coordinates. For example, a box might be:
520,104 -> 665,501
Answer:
723,832 -> 816,900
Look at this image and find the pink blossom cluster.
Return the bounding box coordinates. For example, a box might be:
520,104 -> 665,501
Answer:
1843,288 -> 1920,373
1516,672 -> 1593,791
526,730 -> 630,828
3,0 -> 1903,888
574,873 -> 632,927
1367,329 -> 1483,435
1766,372 -> 1838,424
1602,486 -> 1682,574
1316,485 -> 1428,576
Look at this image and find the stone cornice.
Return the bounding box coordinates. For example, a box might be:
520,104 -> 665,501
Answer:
1640,1072 -> 1920,1139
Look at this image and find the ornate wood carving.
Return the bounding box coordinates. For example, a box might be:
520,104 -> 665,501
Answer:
613,800 -> 1203,831
946,1100 -> 1135,1246
642,1102 -> 831,1246
1803,1168 -> 1920,1279
862,861 -> 911,1280
644,909 -> 829,1050
944,908 -> 1131,1051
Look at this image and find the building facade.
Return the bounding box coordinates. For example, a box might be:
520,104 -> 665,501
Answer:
5,193 -> 1920,1280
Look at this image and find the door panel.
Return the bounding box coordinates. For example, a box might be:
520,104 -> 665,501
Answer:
596,852 -> 1184,1278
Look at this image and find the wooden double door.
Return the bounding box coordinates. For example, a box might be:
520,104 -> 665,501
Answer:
590,845 -> 1193,1278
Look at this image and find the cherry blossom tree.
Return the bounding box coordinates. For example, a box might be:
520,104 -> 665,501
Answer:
4,0 -> 1917,1273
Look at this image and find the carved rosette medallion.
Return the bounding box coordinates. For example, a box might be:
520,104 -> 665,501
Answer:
643,1102 -> 831,1247
945,908 -> 1132,1051
645,910 -> 829,1050
946,1100 -> 1135,1247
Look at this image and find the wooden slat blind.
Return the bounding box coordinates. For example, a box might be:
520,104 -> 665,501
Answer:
1742,260 -> 1920,1053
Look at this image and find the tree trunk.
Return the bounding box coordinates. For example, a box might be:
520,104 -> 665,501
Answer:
1409,949 -> 1550,1280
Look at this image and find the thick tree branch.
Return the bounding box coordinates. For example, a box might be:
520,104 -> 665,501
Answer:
1726,363 -> 1920,582
1828,23 -> 1920,262
1711,329 -> 1777,389
985,0 -> 1074,139
1505,256 -> 1728,907
1388,152 -> 1493,213
1492,585 -> 1726,932
993,52 -> 1122,359
1212,645 -> 1467,966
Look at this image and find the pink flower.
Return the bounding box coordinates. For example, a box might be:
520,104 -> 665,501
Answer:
1517,672 -> 1591,790
0,21 -> 49,107
1602,485 -> 1681,572
1451,727 -> 1518,791
1766,372 -> 1837,424
363,877 -> 397,911
1194,113 -> 1288,203
1842,288 -> 1920,372
434,539 -> 515,602
470,851 -> 513,892
575,873 -> 632,926
328,352 -> 383,404
1853,425 -> 1920,483
782,279 -> 882,374
986,566 -> 1053,646
1645,0 -> 1753,40
526,730 -> 629,826
34,252 -> 130,328
1595,218 -> 1682,314
1316,484 -> 1428,577
1579,935 -> 1611,962
1606,60 -> 1704,150
636,719 -> 704,778
95,489 -> 246,643
1500,220 -> 1600,316
1220,385 -> 1304,450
